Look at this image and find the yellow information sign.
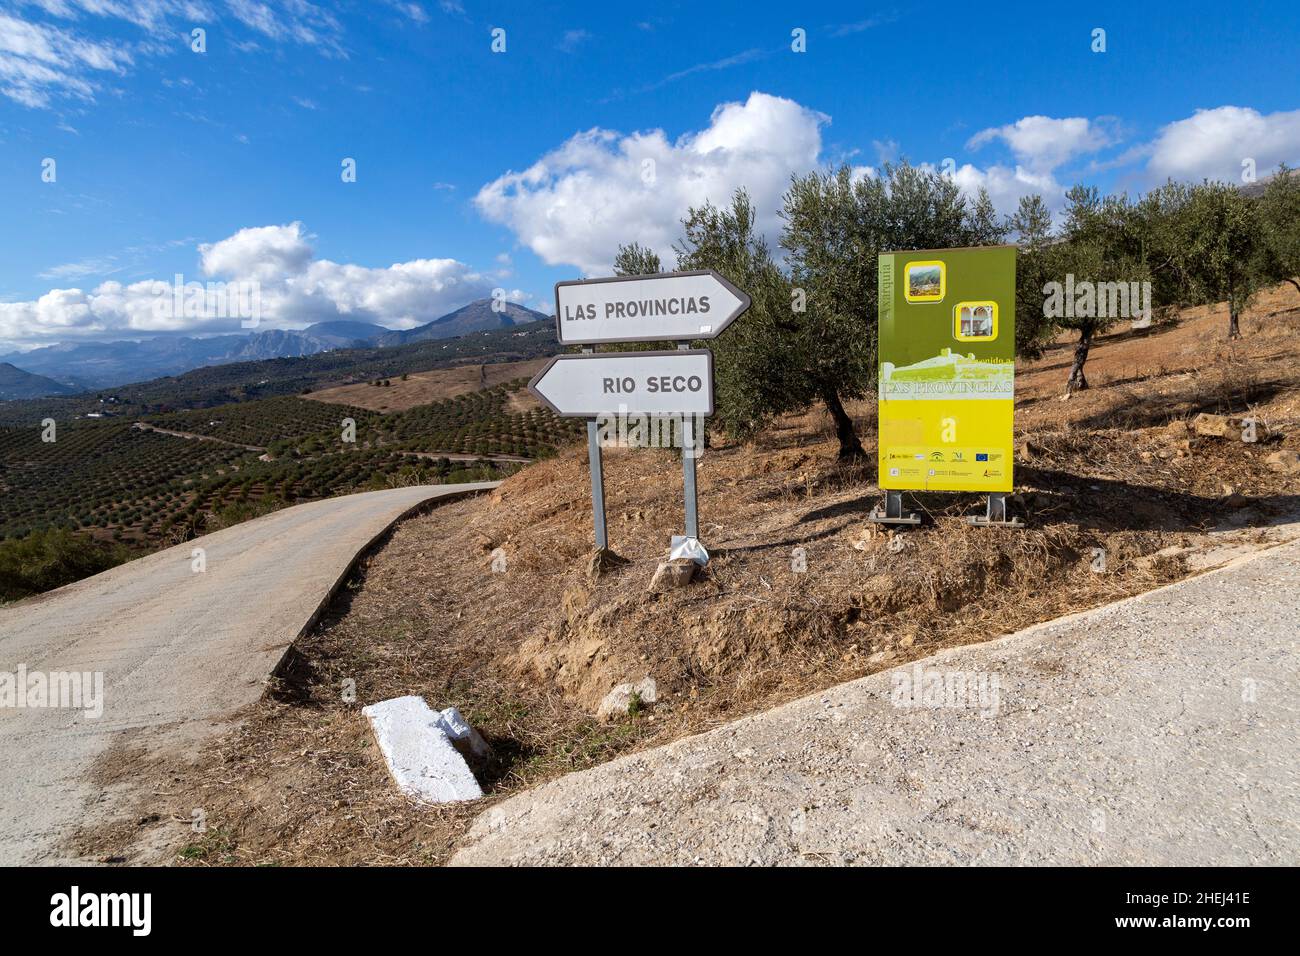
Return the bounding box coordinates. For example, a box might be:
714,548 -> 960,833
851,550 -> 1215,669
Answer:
877,246 -> 1016,493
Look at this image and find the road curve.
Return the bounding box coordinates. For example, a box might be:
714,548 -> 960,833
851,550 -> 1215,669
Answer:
452,538 -> 1300,866
0,482 -> 497,865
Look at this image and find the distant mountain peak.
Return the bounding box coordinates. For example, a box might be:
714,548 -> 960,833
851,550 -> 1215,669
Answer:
378,298 -> 548,347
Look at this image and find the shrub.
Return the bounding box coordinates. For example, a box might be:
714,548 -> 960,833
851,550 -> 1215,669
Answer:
0,529 -> 131,602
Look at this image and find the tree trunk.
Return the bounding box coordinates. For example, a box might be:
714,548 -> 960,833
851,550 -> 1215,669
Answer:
1227,273 -> 1241,340
821,387 -> 865,460
1066,328 -> 1092,396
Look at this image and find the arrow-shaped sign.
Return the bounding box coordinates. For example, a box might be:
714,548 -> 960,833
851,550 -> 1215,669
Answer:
528,350 -> 713,418
554,270 -> 750,345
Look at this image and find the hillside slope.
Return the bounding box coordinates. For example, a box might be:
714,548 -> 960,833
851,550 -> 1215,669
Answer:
0,362 -> 79,400
74,282 -> 1300,865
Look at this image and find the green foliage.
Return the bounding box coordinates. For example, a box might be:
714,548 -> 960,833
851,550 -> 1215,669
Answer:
1167,180 -> 1263,338
675,189 -> 805,442
207,496 -> 289,532
612,242 -> 663,277
1256,166 -> 1300,293
1007,194 -> 1056,358
0,528 -> 130,602
672,163 -> 1007,456
1052,185 -> 1153,338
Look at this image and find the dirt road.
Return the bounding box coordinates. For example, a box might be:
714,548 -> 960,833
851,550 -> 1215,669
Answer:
131,421 -> 265,451
452,538 -> 1300,866
0,482 -> 497,865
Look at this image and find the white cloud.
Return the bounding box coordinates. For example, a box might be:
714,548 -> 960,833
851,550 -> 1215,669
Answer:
225,0 -> 344,55
0,223 -> 498,346
968,115 -> 1117,173
829,14 -> 897,37
557,29 -> 590,53
3,1 -> 343,108
955,115 -> 1121,213
1144,106 -> 1300,183
0,12 -> 133,107
199,223 -> 315,281
946,161 -> 1062,215
38,256 -> 121,280
475,91 -> 829,275
382,1 -> 428,24
15,1 -> 215,30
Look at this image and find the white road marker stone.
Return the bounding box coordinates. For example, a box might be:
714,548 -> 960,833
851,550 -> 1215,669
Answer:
362,696 -> 483,804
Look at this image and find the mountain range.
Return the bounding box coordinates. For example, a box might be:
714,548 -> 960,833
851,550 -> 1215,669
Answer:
0,299 -> 548,395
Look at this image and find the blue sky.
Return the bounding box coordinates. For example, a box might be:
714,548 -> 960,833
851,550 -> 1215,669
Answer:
1,0 -> 1298,349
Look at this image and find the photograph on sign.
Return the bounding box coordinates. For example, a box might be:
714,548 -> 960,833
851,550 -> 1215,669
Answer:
528,349 -> 714,418
878,246 -> 1016,494
903,260 -> 946,303
555,270 -> 751,345
955,301 -> 998,340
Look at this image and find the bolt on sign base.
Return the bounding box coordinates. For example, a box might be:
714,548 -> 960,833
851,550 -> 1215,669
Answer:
867,490 -> 922,526
966,493 -> 1025,528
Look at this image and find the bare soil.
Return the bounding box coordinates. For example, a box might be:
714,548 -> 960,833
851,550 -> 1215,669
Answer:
75,285 -> 1300,866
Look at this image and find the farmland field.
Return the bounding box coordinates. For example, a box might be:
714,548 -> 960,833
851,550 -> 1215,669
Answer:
0,378 -> 581,555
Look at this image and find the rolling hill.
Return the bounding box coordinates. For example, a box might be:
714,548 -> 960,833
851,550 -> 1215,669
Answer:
0,362 -> 80,400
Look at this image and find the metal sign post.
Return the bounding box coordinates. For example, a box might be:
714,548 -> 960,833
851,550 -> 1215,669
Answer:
581,347 -> 609,550
677,342 -> 699,541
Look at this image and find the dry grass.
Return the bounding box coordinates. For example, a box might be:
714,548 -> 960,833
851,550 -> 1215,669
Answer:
303,358 -> 547,413
74,285 -> 1300,867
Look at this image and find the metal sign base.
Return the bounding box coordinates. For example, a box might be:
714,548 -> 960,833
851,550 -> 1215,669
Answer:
867,490 -> 922,526
967,492 -> 1025,528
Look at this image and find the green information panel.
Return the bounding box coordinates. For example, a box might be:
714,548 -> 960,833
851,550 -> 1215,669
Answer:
877,245 -> 1017,493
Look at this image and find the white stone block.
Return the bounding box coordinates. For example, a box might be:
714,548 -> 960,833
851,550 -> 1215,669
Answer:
362,696 -> 483,803
436,706 -> 493,760
597,677 -> 658,720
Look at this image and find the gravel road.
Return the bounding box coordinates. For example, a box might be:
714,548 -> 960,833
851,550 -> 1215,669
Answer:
0,482 -> 497,865
452,539 -> 1300,866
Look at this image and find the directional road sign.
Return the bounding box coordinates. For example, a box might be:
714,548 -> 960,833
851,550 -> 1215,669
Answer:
554,270 -> 750,345
528,350 -> 713,418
